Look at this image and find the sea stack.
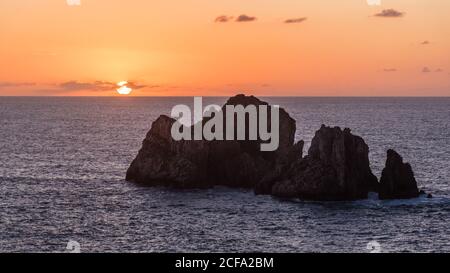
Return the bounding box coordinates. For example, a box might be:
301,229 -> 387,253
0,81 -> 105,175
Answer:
257,125 -> 379,201
126,94 -> 298,188
379,149 -> 420,199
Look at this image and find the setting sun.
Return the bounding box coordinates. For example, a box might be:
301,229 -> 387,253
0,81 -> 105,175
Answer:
117,81 -> 132,95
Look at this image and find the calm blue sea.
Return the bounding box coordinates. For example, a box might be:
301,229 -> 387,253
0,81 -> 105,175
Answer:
0,97 -> 449,252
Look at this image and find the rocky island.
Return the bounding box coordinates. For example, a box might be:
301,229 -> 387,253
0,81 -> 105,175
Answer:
126,94 -> 426,201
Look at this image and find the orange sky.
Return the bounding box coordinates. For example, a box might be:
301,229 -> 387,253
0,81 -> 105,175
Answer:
0,0 -> 449,96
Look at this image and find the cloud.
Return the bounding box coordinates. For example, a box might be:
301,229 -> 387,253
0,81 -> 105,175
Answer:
374,9 -> 404,18
59,81 -> 113,91
214,14 -> 257,23
215,15 -> 233,23
236,14 -> 257,22
284,17 -> 307,24
126,82 -> 149,89
422,67 -> 431,73
383,68 -> 397,72
421,40 -> 430,45
58,80 -> 147,91
421,67 -> 445,73
0,82 -> 36,88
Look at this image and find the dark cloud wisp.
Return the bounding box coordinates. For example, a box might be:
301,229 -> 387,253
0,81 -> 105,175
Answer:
284,17 -> 307,24
59,81 -> 114,91
214,14 -> 256,23
421,67 -> 445,73
0,82 -> 36,88
214,15 -> 233,23
58,81 -> 147,91
422,67 -> 431,73
235,14 -> 257,22
374,9 -> 405,18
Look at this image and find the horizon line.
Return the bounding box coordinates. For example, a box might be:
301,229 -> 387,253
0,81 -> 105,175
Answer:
1,95 -> 449,98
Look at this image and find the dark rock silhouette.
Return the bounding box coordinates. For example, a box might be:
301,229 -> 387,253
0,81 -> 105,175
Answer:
126,94 -> 424,201
379,149 -> 420,199
126,94 -> 297,188
126,115 -> 210,188
256,125 -> 379,201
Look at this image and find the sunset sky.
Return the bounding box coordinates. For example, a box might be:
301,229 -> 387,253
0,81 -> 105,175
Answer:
0,0 -> 449,96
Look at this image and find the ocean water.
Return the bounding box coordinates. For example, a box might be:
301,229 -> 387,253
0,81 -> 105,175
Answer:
0,96 -> 449,253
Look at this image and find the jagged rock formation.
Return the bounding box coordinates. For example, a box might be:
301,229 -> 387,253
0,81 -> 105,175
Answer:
255,125 -> 379,201
126,115 -> 210,188
126,94 -> 298,188
379,149 -> 420,199
126,94 -> 424,201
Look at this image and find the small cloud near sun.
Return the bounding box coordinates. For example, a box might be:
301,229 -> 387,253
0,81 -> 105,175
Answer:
57,80 -> 147,94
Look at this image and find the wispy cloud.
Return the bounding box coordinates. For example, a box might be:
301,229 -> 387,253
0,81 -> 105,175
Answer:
383,68 -> 397,72
126,82 -> 149,89
214,15 -> 233,23
58,80 -> 147,91
236,14 -> 257,22
0,82 -> 36,88
214,14 -> 257,23
421,67 -> 445,73
374,9 -> 404,18
284,17 -> 307,24
421,40 -> 430,45
59,81 -> 114,91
